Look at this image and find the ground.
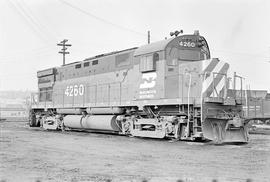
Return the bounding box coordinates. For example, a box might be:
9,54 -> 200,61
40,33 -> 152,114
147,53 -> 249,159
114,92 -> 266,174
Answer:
0,121 -> 270,182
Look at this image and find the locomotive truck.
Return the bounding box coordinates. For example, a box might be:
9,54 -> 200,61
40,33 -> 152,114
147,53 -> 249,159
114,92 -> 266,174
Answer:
29,30 -> 249,143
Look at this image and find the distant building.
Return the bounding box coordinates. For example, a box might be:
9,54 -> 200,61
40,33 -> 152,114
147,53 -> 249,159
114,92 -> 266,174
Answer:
0,104 -> 28,121
0,91 -> 32,121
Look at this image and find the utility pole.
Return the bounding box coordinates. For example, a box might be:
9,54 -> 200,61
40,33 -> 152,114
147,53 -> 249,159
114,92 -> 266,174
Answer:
147,31 -> 150,44
57,39 -> 71,65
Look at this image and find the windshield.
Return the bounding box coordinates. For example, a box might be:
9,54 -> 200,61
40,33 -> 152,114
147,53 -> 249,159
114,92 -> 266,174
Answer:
166,35 -> 210,65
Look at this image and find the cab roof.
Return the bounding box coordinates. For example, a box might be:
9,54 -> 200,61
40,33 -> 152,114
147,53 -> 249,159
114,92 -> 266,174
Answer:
134,37 -> 173,56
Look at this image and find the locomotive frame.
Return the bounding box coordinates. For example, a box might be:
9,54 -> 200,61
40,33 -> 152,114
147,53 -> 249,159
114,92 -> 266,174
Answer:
29,30 -> 249,143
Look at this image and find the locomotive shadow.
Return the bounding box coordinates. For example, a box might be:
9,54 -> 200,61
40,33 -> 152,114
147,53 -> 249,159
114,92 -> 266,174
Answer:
204,141 -> 248,146
30,126 -> 248,146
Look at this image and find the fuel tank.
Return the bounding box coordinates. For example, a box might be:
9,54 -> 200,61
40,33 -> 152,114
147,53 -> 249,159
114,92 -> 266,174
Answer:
57,108 -> 85,115
86,107 -> 124,115
63,115 -> 120,132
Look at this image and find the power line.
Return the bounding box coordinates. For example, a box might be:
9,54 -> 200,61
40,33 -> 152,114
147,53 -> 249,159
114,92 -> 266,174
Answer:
1,44 -> 55,55
58,0 -> 147,37
16,0 -> 56,42
211,49 -> 270,59
20,0 -> 59,41
7,0 -> 46,41
0,48 -> 57,63
7,0 -> 57,43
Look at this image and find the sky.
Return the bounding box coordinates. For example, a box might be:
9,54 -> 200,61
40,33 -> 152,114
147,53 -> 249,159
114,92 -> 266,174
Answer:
0,0 -> 270,92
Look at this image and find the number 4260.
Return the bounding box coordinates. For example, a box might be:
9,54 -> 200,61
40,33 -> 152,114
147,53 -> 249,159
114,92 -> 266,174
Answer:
65,84 -> 84,96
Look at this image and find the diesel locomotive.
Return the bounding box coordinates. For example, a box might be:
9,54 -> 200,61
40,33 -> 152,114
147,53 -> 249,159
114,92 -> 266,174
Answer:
29,30 -> 249,143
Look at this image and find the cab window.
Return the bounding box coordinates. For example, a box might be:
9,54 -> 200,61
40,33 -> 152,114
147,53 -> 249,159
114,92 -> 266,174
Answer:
167,47 -> 179,66
116,53 -> 130,67
167,47 -> 201,65
139,52 -> 159,72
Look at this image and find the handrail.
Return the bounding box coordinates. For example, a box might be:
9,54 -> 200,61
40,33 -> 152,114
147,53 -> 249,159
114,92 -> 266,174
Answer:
212,72 -> 227,98
200,72 -> 208,124
233,72 -> 244,104
186,72 -> 192,137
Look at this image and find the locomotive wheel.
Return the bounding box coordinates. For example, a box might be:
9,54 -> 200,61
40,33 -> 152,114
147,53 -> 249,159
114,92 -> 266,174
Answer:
29,111 -> 36,127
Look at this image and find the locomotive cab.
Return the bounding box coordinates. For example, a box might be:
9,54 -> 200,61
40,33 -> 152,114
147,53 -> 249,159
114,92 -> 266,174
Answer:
133,31 -> 247,142
166,32 -> 210,64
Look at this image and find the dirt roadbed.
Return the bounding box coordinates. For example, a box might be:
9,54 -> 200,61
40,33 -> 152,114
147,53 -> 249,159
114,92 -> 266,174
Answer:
0,121 -> 270,182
